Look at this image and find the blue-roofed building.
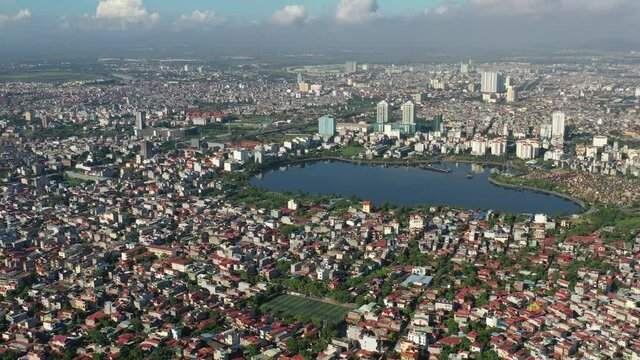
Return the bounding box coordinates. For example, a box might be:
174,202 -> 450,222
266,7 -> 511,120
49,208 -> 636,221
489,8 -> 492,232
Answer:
401,274 -> 433,287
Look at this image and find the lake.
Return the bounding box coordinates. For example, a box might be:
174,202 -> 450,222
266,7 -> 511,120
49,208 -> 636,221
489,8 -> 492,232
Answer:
251,161 -> 581,214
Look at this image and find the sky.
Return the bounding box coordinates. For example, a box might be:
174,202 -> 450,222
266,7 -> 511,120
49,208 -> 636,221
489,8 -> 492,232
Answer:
0,0 -> 442,19
1,0 -> 640,60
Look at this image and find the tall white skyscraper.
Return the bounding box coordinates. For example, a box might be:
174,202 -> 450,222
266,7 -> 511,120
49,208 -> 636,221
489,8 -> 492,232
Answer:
460,62 -> 469,74
345,61 -> 357,74
481,71 -> 506,93
135,111 -> 147,130
551,111 -> 566,140
402,101 -> 415,125
506,86 -> 517,103
376,100 -> 389,124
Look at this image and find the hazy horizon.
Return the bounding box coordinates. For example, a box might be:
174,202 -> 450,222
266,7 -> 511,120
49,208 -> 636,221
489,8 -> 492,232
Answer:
1,0 -> 640,61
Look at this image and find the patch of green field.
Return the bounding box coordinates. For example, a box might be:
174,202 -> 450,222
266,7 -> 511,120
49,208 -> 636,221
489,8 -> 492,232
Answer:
340,145 -> 364,157
0,71 -> 110,83
263,294 -> 350,325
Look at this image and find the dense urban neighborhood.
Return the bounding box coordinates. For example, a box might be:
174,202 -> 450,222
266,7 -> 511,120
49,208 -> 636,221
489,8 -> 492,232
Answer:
1,52 -> 640,360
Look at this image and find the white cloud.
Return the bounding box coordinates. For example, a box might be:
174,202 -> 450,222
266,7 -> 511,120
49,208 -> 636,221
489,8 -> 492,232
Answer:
95,0 -> 159,27
0,8 -> 31,25
336,0 -> 381,24
13,9 -> 31,21
176,10 -> 225,26
269,5 -> 308,26
174,10 -> 225,30
424,5 -> 451,16
58,16 -> 70,30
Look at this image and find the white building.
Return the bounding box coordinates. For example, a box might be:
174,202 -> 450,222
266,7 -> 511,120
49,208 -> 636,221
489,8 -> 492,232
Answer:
408,329 -> 429,346
409,215 -> 424,230
254,149 -> 264,163
470,136 -> 488,156
506,85 -> 517,102
317,268 -> 330,281
223,161 -> 240,172
534,214 -> 548,224
489,138 -> 507,156
551,111 -> 566,141
376,100 -> 389,124
310,84 -> 323,96
430,79 -> 446,90
345,61 -> 357,74
402,101 -> 415,125
212,157 -> 224,168
232,149 -> 249,162
481,71 -> 506,94
585,145 -> 599,158
593,135 -> 608,147
544,147 -> 564,162
516,140 -> 540,159
460,62 -> 469,74
539,123 -> 553,139
358,335 -> 381,353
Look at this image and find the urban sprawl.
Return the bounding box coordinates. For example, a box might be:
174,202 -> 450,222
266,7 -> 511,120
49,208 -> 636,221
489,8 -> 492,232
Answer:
0,57 -> 640,360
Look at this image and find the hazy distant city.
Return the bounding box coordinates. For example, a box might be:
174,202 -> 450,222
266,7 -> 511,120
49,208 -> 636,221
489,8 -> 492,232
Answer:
1,1 -> 640,360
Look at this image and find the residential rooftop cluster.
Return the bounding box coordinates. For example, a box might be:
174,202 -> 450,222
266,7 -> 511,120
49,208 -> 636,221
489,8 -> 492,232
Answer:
0,56 -> 639,360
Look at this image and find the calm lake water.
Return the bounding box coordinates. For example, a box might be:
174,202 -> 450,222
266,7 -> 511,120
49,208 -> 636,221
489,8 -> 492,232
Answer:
251,161 -> 581,214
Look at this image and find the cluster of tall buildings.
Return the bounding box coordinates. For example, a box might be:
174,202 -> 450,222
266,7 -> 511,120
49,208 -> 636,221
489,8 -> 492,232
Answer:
481,71 -> 506,94
469,137 -> 508,156
480,71 -> 517,103
374,100 -> 415,126
319,100 -> 418,139
371,100 -> 417,135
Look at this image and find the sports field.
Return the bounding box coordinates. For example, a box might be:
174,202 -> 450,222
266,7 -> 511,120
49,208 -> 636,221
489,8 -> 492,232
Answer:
263,294 -> 350,325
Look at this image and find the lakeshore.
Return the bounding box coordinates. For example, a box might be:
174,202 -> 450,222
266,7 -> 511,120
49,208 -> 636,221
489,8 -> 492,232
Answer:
251,160 -> 581,214
281,156 -> 451,173
487,176 -> 587,209
265,156 -> 586,210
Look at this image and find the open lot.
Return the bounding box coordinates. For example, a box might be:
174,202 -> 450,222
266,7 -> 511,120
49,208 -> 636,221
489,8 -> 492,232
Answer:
263,294 -> 351,325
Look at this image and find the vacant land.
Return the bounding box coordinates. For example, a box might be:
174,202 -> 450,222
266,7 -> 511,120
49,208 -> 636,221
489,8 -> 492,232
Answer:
0,71 -> 110,83
263,294 -> 351,325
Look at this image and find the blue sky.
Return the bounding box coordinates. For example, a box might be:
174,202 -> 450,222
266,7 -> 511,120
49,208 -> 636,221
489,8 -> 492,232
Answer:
0,0 -> 446,19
